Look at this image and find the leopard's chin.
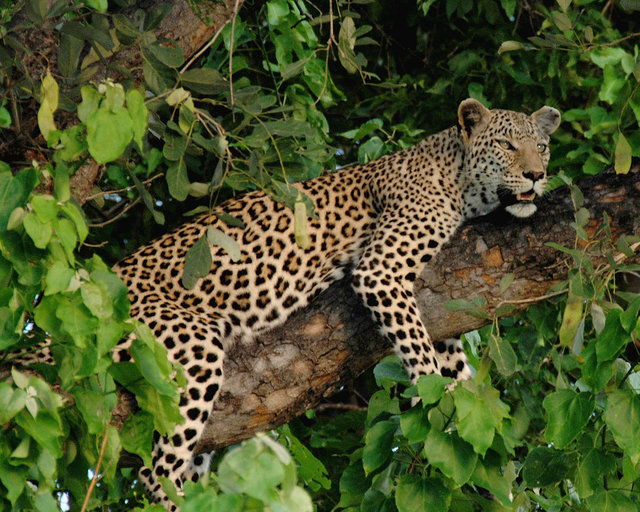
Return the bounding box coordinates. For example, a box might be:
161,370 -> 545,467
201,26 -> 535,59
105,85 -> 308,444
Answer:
505,202 -> 538,218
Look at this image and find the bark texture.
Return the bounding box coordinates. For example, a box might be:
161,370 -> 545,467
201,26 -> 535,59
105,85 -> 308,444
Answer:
192,165 -> 640,452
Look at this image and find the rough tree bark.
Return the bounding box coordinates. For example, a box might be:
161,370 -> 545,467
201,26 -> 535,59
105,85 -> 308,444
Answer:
122,165 -> 638,455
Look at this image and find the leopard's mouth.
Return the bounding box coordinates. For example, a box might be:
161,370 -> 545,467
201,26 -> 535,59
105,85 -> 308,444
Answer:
516,191 -> 536,201
497,186 -> 538,207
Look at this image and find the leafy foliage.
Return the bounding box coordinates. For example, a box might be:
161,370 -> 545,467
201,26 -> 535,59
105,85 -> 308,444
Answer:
0,0 -> 640,510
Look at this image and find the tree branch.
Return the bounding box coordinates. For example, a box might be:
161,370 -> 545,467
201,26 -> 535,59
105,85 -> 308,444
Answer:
188,166 -> 639,452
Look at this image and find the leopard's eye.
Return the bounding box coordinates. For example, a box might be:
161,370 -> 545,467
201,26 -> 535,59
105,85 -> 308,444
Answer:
497,140 -> 515,151
536,143 -> 547,153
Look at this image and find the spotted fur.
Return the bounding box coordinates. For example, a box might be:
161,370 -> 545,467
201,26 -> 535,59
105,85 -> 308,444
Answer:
37,99 -> 563,509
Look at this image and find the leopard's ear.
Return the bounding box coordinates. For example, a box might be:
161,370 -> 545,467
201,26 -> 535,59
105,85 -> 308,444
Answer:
532,106 -> 561,136
458,98 -> 491,144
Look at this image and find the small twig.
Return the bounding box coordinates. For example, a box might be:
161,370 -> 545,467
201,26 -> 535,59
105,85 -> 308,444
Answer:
80,429 -> 109,512
494,289 -> 567,309
88,197 -> 141,228
228,0 -> 241,110
84,173 -> 164,201
314,403 -> 366,412
614,241 -> 640,264
180,19 -> 231,74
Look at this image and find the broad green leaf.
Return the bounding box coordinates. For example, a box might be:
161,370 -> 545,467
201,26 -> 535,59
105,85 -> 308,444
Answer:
424,429 -> 477,486
38,72 -> 58,144
0,172 -> 25,231
522,447 -> 572,487
487,332 -> 517,376
374,358 -> 411,388
499,272 -> 515,293
575,449 -> 616,498
615,131 -> 632,174
126,89 -> 148,150
454,382 -> 509,455
559,290 -> 584,348
470,456 -> 513,505
417,373 -> 452,405
585,490 -> 637,512
182,235 -> 212,290
604,390 -> 640,465
279,425 -> 330,491
207,227 -> 241,262
23,212 -> 52,249
129,338 -> 177,397
86,107 -> 134,164
44,261 -> 75,295
71,387 -> 109,434
181,68 -> 228,95
595,309 -> 629,362
31,195 -> 57,223
81,281 -> 113,319
15,408 -> 63,457
362,420 -> 396,475
543,390 -> 594,448
77,85 -> 101,123
0,458 -> 28,505
395,474 -> 451,512
400,406 -> 429,444
166,160 -> 190,201
0,383 -> 27,423
147,39 -> 184,67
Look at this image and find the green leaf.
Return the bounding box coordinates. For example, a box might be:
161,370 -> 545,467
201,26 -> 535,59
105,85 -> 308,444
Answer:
23,212 -> 52,249
424,429 -> 477,486
58,32 -> 83,77
147,40 -> 184,67
575,449 -> 616,499
182,235 -> 212,290
71,387 -> 109,434
487,332 -> 517,376
586,490 -> 637,512
522,447 -> 572,487
543,390 -> 594,449
294,199 -> 310,249
400,406 -> 430,444
77,85 -> 101,123
395,474 -> 451,512
126,89 -> 148,150
129,338 -> 177,397
615,131 -> 632,174
595,309 -> 629,362
453,382 -> 509,456
44,261 -> 75,295
207,227 -> 241,262
604,390 -> 640,465
81,281 -> 113,319
0,458 -> 28,505
416,373 -> 452,405
0,383 -> 27,423
470,457 -> 513,506
86,107 -> 134,164
181,68 -> 228,95
216,213 -> 245,229
0,170 -> 30,230
120,411 -> 155,470
37,72 -> 59,145
166,160 -> 190,201
362,420 -> 396,475
498,272 -> 515,294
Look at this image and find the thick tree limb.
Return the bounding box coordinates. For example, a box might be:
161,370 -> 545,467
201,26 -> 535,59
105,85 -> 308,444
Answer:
187,166 -> 640,452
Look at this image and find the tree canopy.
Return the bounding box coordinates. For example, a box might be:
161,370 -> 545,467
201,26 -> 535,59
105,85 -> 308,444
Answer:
1,0 -> 640,510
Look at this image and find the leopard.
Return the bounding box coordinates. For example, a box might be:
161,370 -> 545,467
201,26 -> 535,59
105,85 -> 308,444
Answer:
24,98 -> 562,509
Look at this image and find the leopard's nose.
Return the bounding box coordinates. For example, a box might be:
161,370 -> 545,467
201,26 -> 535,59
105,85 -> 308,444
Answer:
524,171 -> 544,182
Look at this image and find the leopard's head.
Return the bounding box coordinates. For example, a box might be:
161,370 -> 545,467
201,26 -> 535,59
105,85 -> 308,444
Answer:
458,98 -> 561,219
